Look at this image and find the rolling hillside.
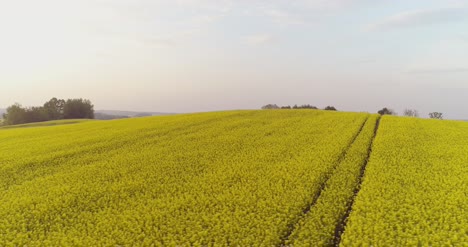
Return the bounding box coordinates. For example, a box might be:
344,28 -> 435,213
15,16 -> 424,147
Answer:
0,110 -> 466,246
94,110 -> 175,120
0,119 -> 93,130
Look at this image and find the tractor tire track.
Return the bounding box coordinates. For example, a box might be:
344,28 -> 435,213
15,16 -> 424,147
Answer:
333,116 -> 381,246
279,115 -> 370,246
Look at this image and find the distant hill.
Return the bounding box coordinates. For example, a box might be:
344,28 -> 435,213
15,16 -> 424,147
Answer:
94,113 -> 130,120
0,108 -> 173,120
94,110 -> 175,120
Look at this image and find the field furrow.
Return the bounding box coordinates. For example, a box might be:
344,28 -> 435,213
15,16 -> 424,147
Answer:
1,111 -> 466,246
279,115 -> 372,245
286,115 -> 379,246
0,110 -> 369,246
340,116 -> 468,246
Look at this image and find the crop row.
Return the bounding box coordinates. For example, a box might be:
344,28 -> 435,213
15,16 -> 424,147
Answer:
340,116 -> 468,246
286,114 -> 379,245
0,110 -> 369,245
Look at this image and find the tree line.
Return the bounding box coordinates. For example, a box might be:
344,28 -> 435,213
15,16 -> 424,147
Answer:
262,105 -> 443,119
2,98 -> 95,126
261,104 -> 337,111
377,107 -> 443,119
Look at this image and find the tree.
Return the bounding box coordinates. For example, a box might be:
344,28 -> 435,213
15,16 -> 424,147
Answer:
403,109 -> 419,117
290,104 -> 318,109
298,104 -> 318,109
429,112 -> 443,120
378,107 -> 396,115
281,106 -> 291,109
24,106 -> 48,123
2,98 -> 95,126
261,104 -> 280,110
43,97 -> 66,120
63,99 -> 95,119
3,103 -> 27,125
324,106 -> 337,111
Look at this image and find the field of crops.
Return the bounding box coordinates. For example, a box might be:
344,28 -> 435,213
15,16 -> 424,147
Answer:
0,110 -> 466,246
341,116 -> 468,246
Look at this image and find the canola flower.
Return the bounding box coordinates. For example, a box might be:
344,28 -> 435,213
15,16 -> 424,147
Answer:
340,116 -> 468,246
287,114 -> 379,246
2,111 -> 465,246
0,110 -> 369,246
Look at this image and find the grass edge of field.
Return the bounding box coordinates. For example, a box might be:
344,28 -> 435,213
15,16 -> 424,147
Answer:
0,119 -> 97,130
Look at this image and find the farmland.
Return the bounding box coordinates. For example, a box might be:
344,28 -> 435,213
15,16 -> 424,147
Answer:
340,116 -> 468,246
0,110 -> 466,245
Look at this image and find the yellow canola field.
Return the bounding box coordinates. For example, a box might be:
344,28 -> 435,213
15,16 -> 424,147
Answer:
0,110 -> 369,246
341,116 -> 468,246
287,115 -> 379,246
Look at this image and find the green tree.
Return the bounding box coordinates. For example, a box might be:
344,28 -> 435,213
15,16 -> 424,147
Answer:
3,103 -> 27,125
429,112 -> 443,120
43,98 -> 66,120
63,99 -> 95,119
24,107 -> 49,123
261,104 -> 280,110
298,104 -> 318,109
378,107 -> 396,115
403,109 -> 419,117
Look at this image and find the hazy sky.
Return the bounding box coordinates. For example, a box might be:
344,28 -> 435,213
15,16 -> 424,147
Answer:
1,0 -> 467,119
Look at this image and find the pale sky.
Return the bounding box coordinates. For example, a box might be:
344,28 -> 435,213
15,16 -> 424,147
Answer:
1,0 -> 467,119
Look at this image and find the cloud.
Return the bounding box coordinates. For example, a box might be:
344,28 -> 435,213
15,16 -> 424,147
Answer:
366,6 -> 468,32
354,59 -> 376,64
257,0 -> 369,26
82,1 -> 228,47
299,0 -> 368,10
143,38 -> 177,47
263,8 -> 306,25
405,67 -> 468,74
143,29 -> 201,47
460,34 -> 468,42
242,34 -> 274,46
191,14 -> 225,25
